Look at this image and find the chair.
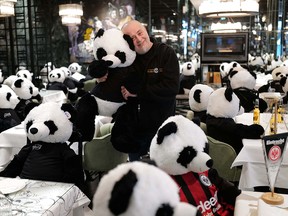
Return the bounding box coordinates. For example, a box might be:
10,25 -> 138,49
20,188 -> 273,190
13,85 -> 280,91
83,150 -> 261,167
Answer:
207,136 -> 241,183
83,79 -> 97,92
83,123 -> 128,180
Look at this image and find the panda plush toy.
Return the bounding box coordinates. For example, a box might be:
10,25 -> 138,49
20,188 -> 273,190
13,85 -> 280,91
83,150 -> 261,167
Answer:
219,61 -> 240,86
75,28 -> 138,141
188,83 -> 214,123
0,102 -> 85,190
11,77 -> 42,121
16,69 -> 33,82
47,68 -> 79,102
258,65 -> 288,93
150,115 -> 241,216
179,62 -> 196,95
206,87 -> 264,154
227,66 -> 268,112
0,69 -> 4,83
92,161 -> 200,216
0,84 -> 21,132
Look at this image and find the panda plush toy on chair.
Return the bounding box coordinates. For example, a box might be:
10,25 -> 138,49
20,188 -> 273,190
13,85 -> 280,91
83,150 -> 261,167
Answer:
0,84 -> 21,132
179,61 -> 196,95
150,115 -> 241,216
75,28 -> 139,141
0,102 -> 85,190
92,161 -> 200,216
206,87 -> 265,154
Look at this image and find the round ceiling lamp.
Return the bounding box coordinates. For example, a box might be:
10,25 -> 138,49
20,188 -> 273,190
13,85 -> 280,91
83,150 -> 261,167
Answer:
199,0 -> 259,18
0,0 -> 17,17
59,3 -> 83,26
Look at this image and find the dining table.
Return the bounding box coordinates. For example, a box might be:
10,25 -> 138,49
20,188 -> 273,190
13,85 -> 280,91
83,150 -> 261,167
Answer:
234,190 -> 288,216
0,177 -> 91,216
232,112 -> 288,190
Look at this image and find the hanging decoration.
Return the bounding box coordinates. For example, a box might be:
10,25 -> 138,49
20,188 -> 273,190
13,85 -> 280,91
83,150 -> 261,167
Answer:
59,3 -> 83,26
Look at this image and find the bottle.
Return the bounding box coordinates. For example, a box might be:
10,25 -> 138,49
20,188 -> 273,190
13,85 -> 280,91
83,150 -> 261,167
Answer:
253,99 -> 260,124
277,99 -> 284,123
270,108 -> 277,135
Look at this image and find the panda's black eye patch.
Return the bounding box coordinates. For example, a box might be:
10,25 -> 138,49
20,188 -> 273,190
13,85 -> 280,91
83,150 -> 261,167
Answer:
177,146 -> 197,168
26,120 -> 33,132
193,89 -> 202,103
156,203 -> 173,216
187,63 -> 192,70
96,48 -> 107,60
115,51 -> 126,63
6,92 -> 12,101
204,142 -> 209,154
29,86 -> 33,95
44,120 -> 58,135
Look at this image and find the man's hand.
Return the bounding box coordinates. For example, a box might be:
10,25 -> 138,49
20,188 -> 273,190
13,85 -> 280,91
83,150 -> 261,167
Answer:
121,86 -> 137,100
96,73 -> 108,83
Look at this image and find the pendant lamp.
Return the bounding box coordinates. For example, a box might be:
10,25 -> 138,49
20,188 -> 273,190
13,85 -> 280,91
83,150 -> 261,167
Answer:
59,3 -> 83,26
0,0 -> 17,17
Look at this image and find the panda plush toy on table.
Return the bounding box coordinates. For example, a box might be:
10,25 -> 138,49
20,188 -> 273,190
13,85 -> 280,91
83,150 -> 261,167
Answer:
92,161 -> 200,216
150,115 -> 241,216
188,83 -> 214,123
227,65 -> 268,113
0,102 -> 85,191
75,28 -> 139,142
206,87 -> 265,154
179,61 -> 196,95
0,84 -> 21,133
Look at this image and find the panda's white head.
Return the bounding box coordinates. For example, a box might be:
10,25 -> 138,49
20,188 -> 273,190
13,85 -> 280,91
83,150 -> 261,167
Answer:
181,62 -> 195,76
3,75 -> 18,88
150,115 -> 213,175
68,63 -> 82,74
48,68 -> 66,83
0,84 -> 20,109
60,66 -> 72,77
24,102 -> 76,143
189,84 -> 214,112
92,161 -> 199,216
219,61 -> 240,78
207,87 -> 244,118
16,69 -> 33,81
93,28 -> 136,68
228,66 -> 256,90
11,77 -> 40,100
271,66 -> 288,81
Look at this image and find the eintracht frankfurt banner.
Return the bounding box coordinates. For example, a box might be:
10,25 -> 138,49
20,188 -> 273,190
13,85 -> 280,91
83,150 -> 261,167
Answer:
262,132 -> 288,190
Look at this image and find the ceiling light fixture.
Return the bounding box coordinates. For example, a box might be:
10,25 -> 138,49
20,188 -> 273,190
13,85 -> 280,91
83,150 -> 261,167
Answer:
199,0 -> 259,18
59,3 -> 83,26
0,0 -> 17,17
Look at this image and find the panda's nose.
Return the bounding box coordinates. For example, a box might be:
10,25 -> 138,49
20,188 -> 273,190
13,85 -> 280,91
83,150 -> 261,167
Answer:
206,159 -> 213,168
30,128 -> 38,135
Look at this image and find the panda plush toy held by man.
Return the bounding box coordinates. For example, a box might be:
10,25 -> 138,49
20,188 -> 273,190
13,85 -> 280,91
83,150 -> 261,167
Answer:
227,65 -> 268,113
0,102 -> 85,191
179,61 -> 196,95
188,83 -> 214,123
150,115 -> 241,216
0,84 -> 21,133
92,161 -> 200,216
206,87 -> 265,154
75,28 -> 139,142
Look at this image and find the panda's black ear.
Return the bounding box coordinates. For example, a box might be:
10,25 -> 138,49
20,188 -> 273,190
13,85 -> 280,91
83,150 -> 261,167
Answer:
109,169 -> 138,215
123,34 -> 135,51
61,103 -> 77,123
280,76 -> 287,87
224,87 -> 233,102
95,28 -> 105,39
156,122 -> 177,144
193,89 -> 202,103
229,70 -> 237,78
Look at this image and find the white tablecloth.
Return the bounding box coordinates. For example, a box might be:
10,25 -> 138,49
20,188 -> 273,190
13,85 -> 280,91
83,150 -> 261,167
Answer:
232,113 -> 288,190
234,191 -> 288,216
0,177 -> 90,216
39,90 -> 67,104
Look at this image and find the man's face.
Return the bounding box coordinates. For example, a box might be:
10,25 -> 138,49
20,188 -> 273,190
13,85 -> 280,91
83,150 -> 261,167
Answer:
122,21 -> 152,55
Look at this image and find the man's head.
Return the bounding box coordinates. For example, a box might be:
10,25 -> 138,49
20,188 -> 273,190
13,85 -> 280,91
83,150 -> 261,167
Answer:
122,20 -> 153,55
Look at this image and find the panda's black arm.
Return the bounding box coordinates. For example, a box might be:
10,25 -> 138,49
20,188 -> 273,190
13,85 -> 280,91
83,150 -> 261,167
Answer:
88,60 -> 109,78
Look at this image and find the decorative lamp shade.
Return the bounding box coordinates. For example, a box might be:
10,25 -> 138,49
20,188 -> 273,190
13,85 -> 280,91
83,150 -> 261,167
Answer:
0,0 -> 17,17
59,3 -> 83,26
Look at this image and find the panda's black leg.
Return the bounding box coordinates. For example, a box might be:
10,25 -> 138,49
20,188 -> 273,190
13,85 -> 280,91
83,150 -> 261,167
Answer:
75,92 -> 98,141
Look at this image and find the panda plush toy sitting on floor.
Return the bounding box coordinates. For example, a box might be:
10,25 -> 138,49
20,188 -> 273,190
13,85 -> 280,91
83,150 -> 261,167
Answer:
188,83 -> 214,123
150,115 -> 241,216
206,87 -> 265,154
92,161 -> 200,216
227,65 -> 268,113
179,62 -> 196,95
0,102 -> 85,191
0,84 -> 21,132
75,28 -> 139,141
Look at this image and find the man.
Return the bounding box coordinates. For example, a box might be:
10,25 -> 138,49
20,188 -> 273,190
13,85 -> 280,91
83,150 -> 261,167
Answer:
121,20 -> 180,161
